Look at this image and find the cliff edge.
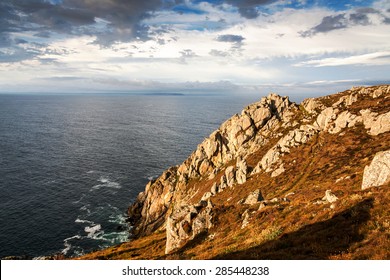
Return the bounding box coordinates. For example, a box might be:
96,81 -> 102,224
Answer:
80,85 -> 390,259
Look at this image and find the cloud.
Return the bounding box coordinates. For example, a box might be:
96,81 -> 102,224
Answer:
300,14 -> 347,37
300,6 -> 389,37
223,0 -> 276,19
294,51 -> 390,67
215,34 -> 245,52
216,34 -> 245,43
349,7 -> 382,25
0,0 -> 165,46
209,49 -> 230,57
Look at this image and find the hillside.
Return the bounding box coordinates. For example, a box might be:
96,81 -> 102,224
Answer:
78,85 -> 390,260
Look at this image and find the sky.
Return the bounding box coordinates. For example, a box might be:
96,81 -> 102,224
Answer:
1,0 -> 390,97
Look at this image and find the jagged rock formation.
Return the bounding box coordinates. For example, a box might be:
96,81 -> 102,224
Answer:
127,85 -> 390,255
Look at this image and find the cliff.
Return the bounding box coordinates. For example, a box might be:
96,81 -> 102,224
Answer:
79,85 -> 390,259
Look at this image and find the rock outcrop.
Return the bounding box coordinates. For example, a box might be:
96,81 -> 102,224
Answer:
165,200 -> 213,254
128,85 -> 390,255
362,150 -> 390,190
244,189 -> 264,205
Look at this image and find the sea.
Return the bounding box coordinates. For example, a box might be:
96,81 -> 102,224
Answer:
0,92 -> 260,259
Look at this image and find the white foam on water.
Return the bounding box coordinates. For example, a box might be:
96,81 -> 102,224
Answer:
84,224 -> 103,239
98,176 -> 109,183
101,231 -> 129,245
62,235 -> 82,255
75,218 -> 93,224
72,194 -> 86,204
79,205 -> 91,214
108,213 -> 126,224
86,170 -> 96,174
106,181 -> 121,189
90,176 -> 122,191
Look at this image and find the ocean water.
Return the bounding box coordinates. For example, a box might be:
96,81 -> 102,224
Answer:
0,93 -> 258,258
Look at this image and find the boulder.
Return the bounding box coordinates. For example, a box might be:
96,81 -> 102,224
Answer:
322,190 -> 338,203
244,189 -> 264,205
225,166 -> 236,187
165,201 -> 213,254
302,98 -> 323,114
220,175 -> 227,191
241,210 -> 250,229
329,111 -> 362,134
165,205 -> 198,254
236,157 -> 248,184
360,109 -> 390,136
210,182 -> 218,195
362,150 -> 390,190
314,107 -> 338,131
271,164 -> 285,177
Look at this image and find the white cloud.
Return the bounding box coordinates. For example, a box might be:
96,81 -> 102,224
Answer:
1,1 -> 389,93
294,51 -> 390,67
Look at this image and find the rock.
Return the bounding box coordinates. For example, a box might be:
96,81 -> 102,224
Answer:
258,201 -> 267,210
210,182 -> 218,195
302,98 -> 323,114
322,190 -> 338,203
244,189 -> 264,205
225,166 -> 236,187
271,164 -> 285,177
236,157 -> 248,184
346,93 -> 358,106
362,150 -> 390,190
128,166 -> 178,237
165,205 -> 198,254
253,124 -> 318,175
329,111 -> 362,134
360,109 -> 390,136
241,210 -> 250,229
165,201 -> 213,254
314,107 -> 338,131
201,192 -> 212,202
220,175 -> 227,191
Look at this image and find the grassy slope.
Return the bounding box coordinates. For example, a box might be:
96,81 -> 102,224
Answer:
78,88 -> 390,260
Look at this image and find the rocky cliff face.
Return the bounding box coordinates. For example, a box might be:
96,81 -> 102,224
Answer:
127,85 -> 390,255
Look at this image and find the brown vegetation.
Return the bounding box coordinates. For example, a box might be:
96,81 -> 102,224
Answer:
78,86 -> 390,260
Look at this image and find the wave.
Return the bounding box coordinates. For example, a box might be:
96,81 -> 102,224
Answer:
84,224 -> 103,239
62,235 -> 82,255
90,177 -> 122,191
72,194 -> 86,204
75,218 -> 93,224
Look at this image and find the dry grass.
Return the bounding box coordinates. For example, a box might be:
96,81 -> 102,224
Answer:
77,86 -> 390,260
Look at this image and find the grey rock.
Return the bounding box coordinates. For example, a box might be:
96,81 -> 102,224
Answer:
271,164 -> 285,177
244,189 -> 264,205
362,150 -> 390,190
360,109 -> 390,136
236,157 -> 248,184
329,111 -> 362,134
241,210 -> 250,229
210,182 -> 218,195
322,190 -> 338,203
225,166 -> 236,187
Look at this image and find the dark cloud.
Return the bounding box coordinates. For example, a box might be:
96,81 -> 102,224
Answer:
300,7 -> 386,37
216,34 -> 245,43
300,14 -> 347,37
349,7 -> 379,25
223,0 -> 275,19
0,0 -> 165,46
215,34 -> 245,56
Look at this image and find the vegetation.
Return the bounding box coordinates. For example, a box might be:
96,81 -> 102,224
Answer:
77,87 -> 390,260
